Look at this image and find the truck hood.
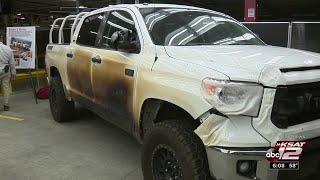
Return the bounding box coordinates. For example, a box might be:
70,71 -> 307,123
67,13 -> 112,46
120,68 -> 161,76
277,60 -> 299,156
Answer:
164,45 -> 320,87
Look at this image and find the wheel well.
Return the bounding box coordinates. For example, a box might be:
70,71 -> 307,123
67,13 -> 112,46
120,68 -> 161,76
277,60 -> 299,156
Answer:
140,99 -> 200,139
50,66 -> 60,77
49,66 -> 72,101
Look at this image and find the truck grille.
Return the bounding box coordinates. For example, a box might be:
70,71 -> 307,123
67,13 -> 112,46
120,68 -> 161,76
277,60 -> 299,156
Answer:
271,82 -> 320,129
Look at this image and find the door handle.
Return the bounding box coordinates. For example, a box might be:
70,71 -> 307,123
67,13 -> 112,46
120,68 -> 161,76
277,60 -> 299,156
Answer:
66,52 -> 73,58
92,56 -> 102,64
125,68 -> 134,77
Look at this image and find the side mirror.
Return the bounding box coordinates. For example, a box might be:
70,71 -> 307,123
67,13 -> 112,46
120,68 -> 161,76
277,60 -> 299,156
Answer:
111,30 -> 140,53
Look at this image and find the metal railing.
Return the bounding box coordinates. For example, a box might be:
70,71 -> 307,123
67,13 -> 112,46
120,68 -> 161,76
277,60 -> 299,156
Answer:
243,22 -> 320,53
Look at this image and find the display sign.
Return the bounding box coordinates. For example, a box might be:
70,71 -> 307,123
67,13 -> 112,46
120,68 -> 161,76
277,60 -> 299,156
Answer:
248,8 -> 255,18
6,26 -> 36,69
244,0 -> 257,22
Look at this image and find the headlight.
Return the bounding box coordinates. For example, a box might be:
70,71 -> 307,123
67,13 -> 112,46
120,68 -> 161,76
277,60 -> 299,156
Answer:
201,78 -> 263,117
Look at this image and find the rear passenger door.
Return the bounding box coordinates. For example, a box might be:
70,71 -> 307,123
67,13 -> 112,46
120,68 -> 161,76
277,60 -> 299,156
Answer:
67,13 -> 106,104
92,9 -> 142,132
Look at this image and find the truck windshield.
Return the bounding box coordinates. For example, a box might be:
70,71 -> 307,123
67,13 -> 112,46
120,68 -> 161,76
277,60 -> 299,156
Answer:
139,8 -> 265,46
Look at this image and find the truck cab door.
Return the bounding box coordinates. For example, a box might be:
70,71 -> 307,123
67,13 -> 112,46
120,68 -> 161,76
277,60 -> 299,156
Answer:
92,10 -> 142,132
67,13 -> 106,104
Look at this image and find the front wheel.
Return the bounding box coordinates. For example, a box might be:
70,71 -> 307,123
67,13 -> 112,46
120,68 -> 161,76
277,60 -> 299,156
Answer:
141,120 -> 213,180
49,76 -> 75,122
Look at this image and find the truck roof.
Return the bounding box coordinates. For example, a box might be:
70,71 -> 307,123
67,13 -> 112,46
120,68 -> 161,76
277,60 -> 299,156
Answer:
133,3 -> 206,10
89,3 -> 230,19
49,3 -> 234,44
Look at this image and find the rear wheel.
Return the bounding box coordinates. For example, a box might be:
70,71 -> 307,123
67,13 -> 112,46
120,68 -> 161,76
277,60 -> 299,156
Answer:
142,120 -> 213,180
49,76 -> 75,122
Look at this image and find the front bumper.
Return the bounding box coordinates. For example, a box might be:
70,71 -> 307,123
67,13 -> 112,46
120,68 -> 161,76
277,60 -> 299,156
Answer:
206,146 -> 278,180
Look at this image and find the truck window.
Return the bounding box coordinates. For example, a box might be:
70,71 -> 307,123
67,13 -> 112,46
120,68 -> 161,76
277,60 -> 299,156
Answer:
139,8 -> 265,46
77,13 -> 105,47
100,10 -> 138,50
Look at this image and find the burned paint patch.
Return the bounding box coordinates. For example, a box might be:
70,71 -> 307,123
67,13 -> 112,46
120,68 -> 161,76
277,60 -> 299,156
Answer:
67,47 -> 95,99
91,50 -> 135,131
106,82 -> 133,122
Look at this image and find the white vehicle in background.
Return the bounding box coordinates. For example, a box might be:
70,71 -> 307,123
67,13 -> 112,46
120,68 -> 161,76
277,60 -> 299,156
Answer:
45,4 -> 320,180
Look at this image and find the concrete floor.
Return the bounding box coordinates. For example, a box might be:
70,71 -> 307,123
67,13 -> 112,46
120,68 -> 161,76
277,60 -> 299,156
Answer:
0,91 -> 143,180
1,91 -> 318,180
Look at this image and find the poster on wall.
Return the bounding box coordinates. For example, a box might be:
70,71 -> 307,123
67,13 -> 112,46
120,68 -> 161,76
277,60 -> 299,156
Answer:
6,26 -> 36,69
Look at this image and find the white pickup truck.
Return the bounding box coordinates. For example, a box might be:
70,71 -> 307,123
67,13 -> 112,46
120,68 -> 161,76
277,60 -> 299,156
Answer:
45,3 -> 320,180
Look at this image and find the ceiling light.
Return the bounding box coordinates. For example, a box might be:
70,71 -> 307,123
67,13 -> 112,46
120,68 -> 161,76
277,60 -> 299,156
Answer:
20,17 -> 25,20
17,13 -> 21,16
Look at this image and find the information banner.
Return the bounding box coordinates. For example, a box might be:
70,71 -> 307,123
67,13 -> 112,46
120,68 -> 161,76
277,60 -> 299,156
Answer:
6,26 -> 36,69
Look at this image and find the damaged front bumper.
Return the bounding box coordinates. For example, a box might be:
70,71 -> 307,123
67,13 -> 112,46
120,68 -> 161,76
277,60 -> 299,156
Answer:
194,113 -> 277,179
206,146 -> 277,180
194,112 -> 320,180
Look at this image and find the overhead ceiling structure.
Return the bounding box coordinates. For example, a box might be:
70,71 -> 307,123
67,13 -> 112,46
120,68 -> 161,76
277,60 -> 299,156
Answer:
15,0 -> 115,16
258,0 -> 320,21
11,0 -> 320,21
147,0 -> 320,21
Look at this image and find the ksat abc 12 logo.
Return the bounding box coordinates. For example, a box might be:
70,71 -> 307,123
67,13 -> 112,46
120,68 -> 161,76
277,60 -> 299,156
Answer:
266,141 -> 306,170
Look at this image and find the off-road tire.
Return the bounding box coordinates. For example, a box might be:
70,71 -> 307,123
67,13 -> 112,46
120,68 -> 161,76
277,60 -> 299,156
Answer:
49,76 -> 75,122
142,120 -> 213,180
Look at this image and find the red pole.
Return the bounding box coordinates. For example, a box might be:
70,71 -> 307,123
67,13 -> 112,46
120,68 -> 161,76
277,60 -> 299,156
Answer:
244,0 -> 257,22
